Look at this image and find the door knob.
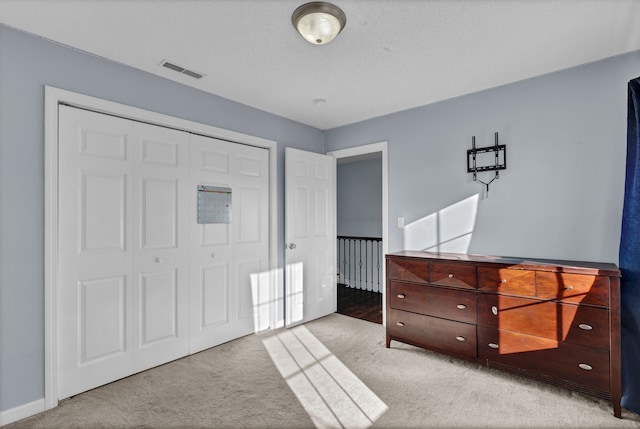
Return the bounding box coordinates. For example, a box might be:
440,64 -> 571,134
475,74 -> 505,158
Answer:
288,243 -> 297,250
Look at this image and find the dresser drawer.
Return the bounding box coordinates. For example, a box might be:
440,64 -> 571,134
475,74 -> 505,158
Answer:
388,258 -> 429,284
429,262 -> 476,289
388,309 -> 477,358
478,327 -> 610,392
478,267 -> 535,296
535,272 -> 609,307
390,281 -> 477,324
477,294 -> 609,349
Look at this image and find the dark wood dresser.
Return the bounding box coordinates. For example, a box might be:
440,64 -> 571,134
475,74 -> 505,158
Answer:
385,251 -> 621,417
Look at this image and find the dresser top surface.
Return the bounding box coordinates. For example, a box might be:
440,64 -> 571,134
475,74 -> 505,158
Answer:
387,251 -> 621,277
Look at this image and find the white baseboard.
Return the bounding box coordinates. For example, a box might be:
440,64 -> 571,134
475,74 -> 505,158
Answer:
0,398 -> 45,426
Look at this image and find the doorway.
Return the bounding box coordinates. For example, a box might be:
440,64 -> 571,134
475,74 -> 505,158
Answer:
328,142 -> 388,326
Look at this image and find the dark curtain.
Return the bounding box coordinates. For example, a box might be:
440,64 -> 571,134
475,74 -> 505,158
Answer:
620,77 -> 640,413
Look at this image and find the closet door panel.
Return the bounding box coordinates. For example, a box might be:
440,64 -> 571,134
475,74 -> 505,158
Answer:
189,135 -> 270,352
232,144 -> 270,336
58,107 -> 191,396
189,135 -> 236,351
58,106 -> 134,399
132,122 -> 190,371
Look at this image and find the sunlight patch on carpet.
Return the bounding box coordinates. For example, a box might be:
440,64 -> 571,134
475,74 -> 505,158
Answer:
263,325 -> 388,429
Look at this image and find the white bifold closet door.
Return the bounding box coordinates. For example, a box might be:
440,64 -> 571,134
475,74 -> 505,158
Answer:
188,134 -> 269,353
57,105 -> 268,400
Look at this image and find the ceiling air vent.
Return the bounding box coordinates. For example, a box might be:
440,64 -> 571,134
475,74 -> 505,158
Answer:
160,60 -> 205,79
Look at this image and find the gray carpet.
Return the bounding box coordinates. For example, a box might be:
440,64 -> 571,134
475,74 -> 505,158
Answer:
6,313 -> 640,428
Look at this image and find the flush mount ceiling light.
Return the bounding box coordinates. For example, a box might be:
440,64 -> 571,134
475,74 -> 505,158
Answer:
292,2 -> 346,45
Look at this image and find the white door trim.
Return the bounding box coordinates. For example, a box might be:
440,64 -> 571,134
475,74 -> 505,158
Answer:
44,86 -> 279,410
326,142 -> 388,326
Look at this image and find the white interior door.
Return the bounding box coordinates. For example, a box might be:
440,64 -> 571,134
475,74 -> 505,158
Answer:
285,148 -> 336,326
189,135 -> 269,353
58,106 -> 190,398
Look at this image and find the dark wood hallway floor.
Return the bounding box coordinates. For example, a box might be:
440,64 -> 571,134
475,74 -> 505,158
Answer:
336,284 -> 383,324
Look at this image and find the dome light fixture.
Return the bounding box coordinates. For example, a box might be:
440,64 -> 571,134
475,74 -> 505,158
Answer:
292,2 -> 347,45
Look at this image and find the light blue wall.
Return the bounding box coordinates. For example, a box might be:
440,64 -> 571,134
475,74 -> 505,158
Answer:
326,51 -> 640,264
0,25 -> 324,412
4,19 -> 640,416
337,159 -> 382,237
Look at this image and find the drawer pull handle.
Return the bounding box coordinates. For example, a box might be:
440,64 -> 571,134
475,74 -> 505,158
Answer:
579,363 -> 593,371
566,285 -> 574,291
578,324 -> 593,331
488,343 -> 499,349
455,336 -> 466,342
396,322 -> 405,327
491,306 -> 498,316
397,294 -> 406,299
448,273 -> 454,278
501,279 -> 507,283
456,304 -> 467,310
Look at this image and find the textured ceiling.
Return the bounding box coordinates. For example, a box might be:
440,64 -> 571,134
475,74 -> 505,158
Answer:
1,0 -> 639,130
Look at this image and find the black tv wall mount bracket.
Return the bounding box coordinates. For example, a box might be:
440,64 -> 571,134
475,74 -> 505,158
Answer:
467,132 -> 506,196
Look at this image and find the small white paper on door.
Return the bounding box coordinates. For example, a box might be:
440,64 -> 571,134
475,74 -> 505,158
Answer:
197,185 -> 232,224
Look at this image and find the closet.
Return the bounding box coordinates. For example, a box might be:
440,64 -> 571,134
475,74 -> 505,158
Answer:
57,106 -> 269,399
